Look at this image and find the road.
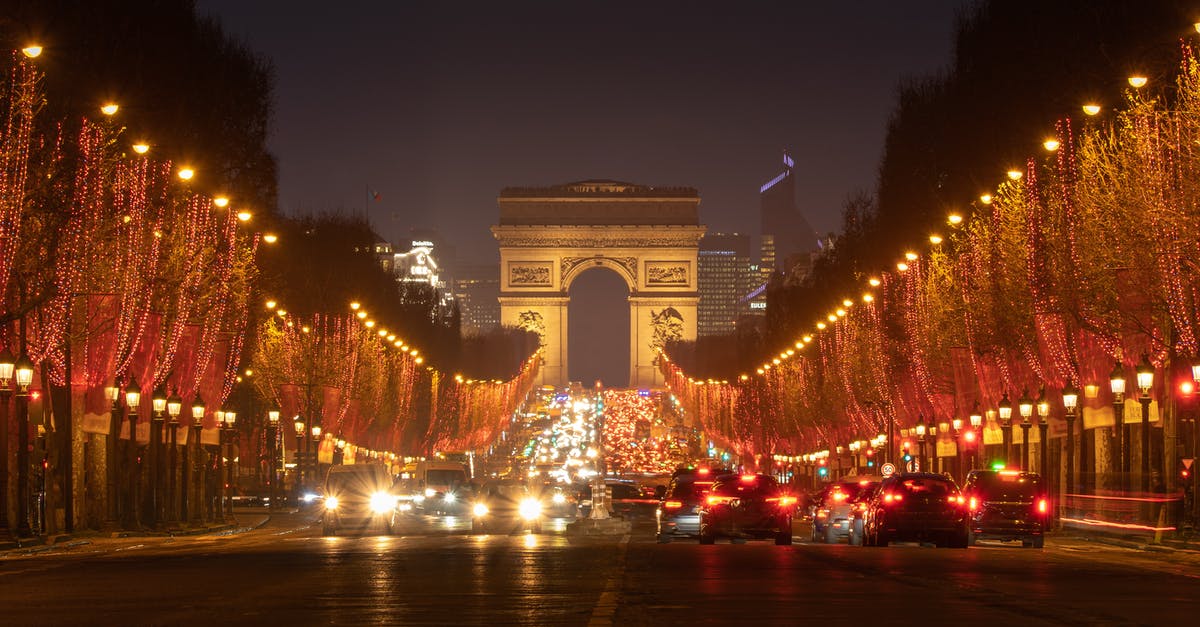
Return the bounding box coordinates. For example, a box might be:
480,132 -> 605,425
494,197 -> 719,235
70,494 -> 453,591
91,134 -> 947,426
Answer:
1,510 -> 1197,626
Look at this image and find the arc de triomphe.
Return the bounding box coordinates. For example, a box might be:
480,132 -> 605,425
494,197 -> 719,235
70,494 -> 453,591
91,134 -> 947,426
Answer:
492,180 -> 705,388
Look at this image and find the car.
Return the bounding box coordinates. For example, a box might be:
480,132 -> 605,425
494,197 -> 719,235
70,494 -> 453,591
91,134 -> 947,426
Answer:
860,472 -> 969,548
321,464 -> 398,536
656,466 -> 727,543
812,476 -> 881,544
471,479 -> 545,534
698,473 -> 797,545
394,460 -> 472,515
530,481 -> 580,518
961,468 -> 1049,548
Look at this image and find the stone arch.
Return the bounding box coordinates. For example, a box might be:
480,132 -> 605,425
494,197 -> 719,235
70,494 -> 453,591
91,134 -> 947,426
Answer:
560,256 -> 637,292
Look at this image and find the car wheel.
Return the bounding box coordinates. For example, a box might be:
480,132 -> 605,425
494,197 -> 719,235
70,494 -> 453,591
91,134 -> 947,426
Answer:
657,533 -> 671,544
699,534 -> 716,545
775,531 -> 793,546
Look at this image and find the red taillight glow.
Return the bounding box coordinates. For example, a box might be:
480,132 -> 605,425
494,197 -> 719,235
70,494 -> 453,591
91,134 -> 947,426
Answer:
697,468 -> 710,475
740,474 -> 757,482
832,492 -> 848,502
1037,498 -> 1048,514
883,492 -> 903,503
768,496 -> 797,507
947,495 -> 965,506
664,500 -> 683,509
707,495 -> 734,506
969,496 -> 978,511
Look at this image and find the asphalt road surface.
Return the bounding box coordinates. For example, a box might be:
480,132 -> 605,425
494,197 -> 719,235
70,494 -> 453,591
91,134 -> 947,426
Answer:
2,510 -> 1197,626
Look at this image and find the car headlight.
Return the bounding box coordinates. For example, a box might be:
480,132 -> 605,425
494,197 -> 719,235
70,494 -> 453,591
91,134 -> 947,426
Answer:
412,494 -> 425,503
519,498 -> 542,520
424,488 -> 436,498
552,493 -> 567,505
325,496 -> 339,510
473,503 -> 489,517
444,492 -> 457,503
370,492 -> 397,514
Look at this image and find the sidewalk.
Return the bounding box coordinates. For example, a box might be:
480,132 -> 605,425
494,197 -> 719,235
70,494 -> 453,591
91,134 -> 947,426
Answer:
1056,528 -> 1200,554
0,510 -> 274,552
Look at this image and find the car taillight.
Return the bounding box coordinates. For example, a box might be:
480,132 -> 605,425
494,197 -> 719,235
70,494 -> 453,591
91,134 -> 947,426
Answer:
767,496 -> 797,507
1037,498 -> 1048,514
707,495 -> 733,506
947,495 -> 965,506
832,492 -> 848,502
968,496 -> 978,511
663,500 -> 683,509
883,492 -> 903,503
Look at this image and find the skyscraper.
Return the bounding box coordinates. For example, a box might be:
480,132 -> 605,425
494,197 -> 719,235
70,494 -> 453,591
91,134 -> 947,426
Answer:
760,151 -> 819,281
453,264 -> 501,335
697,232 -> 754,337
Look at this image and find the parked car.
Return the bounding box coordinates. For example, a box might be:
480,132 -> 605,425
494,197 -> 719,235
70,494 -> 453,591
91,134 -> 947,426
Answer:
698,473 -> 797,545
321,463 -> 398,536
656,466 -> 727,543
860,472 -> 969,548
471,479 -> 544,534
812,476 -> 881,544
961,469 -> 1049,548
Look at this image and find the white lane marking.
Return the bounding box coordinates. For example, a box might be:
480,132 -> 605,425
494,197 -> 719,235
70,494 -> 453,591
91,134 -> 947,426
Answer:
587,535 -> 630,627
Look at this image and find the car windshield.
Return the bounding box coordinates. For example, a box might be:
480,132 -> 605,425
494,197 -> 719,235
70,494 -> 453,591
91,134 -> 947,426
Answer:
669,478 -> 714,499
971,472 -> 1042,500
711,476 -> 780,498
485,484 -> 527,500
427,469 -> 467,486
327,469 -> 389,495
893,476 -> 955,497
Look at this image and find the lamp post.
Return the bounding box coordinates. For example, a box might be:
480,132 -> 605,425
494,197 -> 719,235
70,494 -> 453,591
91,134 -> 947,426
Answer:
123,380 -> 141,529
969,404 -> 983,475
103,384 -> 122,528
1063,384 -> 1079,496
149,386 -> 167,527
1018,390 -> 1033,471
221,410 -> 237,521
293,420 -> 306,495
1036,388 -> 1050,476
849,441 -> 860,475
952,418 -> 963,482
312,426 -> 322,477
189,395 -> 205,525
213,410 -> 225,522
915,416 -> 927,473
0,347 -> 13,534
13,352 -> 34,537
267,409 -> 280,511
166,393 -> 182,523
1110,361 -> 1127,492
999,393 -> 1013,467
1136,353 -> 1154,494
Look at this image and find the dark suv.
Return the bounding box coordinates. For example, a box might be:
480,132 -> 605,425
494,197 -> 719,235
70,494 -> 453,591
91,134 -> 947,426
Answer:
961,469 -> 1048,548
698,473 -> 796,545
860,472 -> 969,548
656,466 -> 727,543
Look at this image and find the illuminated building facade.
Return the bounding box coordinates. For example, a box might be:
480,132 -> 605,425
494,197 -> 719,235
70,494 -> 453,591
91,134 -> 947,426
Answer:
697,233 -> 755,337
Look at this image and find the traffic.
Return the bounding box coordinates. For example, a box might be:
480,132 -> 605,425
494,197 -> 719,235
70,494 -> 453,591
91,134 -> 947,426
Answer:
309,384 -> 1050,551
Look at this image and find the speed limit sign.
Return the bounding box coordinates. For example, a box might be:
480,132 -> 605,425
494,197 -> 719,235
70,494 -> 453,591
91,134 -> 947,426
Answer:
880,462 -> 896,477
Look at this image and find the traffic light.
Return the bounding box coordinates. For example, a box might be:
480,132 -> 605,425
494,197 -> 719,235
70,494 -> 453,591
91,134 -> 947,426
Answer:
1182,458 -> 1194,481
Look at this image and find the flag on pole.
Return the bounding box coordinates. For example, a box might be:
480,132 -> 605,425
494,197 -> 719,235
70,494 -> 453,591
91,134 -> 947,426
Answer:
371,189 -> 382,201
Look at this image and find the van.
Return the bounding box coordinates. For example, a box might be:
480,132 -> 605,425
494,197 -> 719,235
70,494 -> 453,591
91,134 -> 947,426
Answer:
395,460 -> 471,515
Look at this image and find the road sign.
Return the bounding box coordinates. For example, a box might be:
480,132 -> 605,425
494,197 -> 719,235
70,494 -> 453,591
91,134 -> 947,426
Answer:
880,462 -> 896,477
1183,458 -> 1194,470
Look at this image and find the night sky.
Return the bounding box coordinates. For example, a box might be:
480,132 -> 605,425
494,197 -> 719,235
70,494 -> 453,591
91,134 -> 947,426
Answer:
196,0 -> 970,385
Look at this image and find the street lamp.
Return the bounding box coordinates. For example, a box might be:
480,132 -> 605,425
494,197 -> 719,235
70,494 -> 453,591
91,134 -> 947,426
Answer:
1136,353 -> 1154,493
952,418 -> 963,482
294,420 -> 306,492
1110,360 -> 1127,491
122,379 -> 141,529
1036,388 -> 1050,476
999,393 -> 1013,466
189,394 -> 205,525
1063,383 -> 1080,495
915,416 -> 927,473
969,403 -> 983,474
1018,389 -> 1033,471
221,411 -> 238,521
267,409 -> 280,510
166,393 -> 182,522
149,386 -> 167,527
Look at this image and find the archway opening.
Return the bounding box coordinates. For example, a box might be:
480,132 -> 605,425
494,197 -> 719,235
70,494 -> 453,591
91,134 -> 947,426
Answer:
568,267 -> 630,388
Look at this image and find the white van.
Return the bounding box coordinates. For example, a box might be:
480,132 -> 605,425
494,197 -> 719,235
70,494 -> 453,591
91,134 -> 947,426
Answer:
395,460 -> 471,514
